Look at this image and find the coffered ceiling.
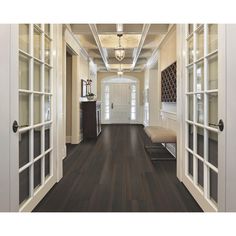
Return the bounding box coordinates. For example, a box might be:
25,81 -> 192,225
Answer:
70,24 -> 170,72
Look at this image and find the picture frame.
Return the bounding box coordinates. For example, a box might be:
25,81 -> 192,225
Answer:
81,79 -> 87,97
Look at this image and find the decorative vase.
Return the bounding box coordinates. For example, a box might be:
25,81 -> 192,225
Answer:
87,95 -> 94,101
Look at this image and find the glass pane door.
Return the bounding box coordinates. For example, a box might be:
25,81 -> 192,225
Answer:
18,24 -> 54,211
185,24 -> 219,210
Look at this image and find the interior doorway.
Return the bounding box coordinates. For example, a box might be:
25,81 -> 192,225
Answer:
66,49 -> 73,144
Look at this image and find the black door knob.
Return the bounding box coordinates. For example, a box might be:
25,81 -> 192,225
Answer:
12,120 -> 19,133
209,119 -> 224,131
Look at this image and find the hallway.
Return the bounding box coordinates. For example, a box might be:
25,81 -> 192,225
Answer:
34,125 -> 201,212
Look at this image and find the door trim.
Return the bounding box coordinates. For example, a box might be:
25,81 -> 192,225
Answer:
217,24 -> 226,212
101,76 -> 140,124
10,24 -> 20,211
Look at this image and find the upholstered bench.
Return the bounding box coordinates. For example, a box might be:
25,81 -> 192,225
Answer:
144,126 -> 176,161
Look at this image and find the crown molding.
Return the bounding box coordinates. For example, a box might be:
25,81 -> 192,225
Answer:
89,24 -> 109,71
64,24 -> 91,61
131,24 -> 151,71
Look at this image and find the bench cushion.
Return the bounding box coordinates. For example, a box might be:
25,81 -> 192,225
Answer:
144,126 -> 176,143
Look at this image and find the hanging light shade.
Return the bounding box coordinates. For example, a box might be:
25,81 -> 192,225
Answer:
114,34 -> 125,61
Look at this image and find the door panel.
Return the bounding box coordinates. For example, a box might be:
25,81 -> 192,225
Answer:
17,24 -> 56,212
110,83 -> 130,123
184,24 -> 222,211
0,25 -> 11,211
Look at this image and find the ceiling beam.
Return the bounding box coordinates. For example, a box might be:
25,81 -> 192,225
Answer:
89,24 -> 109,71
131,24 -> 151,71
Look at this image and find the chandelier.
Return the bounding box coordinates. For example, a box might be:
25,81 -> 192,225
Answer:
114,34 -> 125,62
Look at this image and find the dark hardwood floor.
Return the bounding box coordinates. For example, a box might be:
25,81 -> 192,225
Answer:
34,124 -> 202,212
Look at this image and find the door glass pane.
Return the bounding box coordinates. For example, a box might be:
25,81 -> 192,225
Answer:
208,54 -> 218,90
34,159 -> 41,189
19,168 -> 30,204
34,94 -> 41,124
188,124 -> 193,151
210,169 -> 218,204
187,36 -> 193,64
45,153 -> 50,178
188,66 -> 193,92
19,54 -> 30,90
188,152 -> 193,177
188,95 -> 193,121
208,130 -> 218,168
34,28 -> 41,59
208,24 -> 218,53
197,127 -> 204,157
208,93 -> 218,127
45,24 -> 50,36
45,124 -> 51,151
34,60 -> 41,91
197,159 -> 204,188
45,95 -> 51,121
19,93 -> 30,127
196,94 -> 204,124
196,27 -> 204,59
45,37 -> 51,65
34,128 -> 41,158
19,131 -> 30,168
19,24 -> 30,53
45,67 -> 51,93
196,61 -> 204,92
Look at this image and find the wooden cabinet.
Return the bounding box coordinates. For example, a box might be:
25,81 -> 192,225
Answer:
82,101 -> 101,138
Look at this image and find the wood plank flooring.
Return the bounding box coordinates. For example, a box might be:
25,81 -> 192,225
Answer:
34,124 -> 202,212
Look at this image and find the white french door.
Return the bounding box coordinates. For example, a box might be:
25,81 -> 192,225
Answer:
16,24 -> 57,212
183,24 -> 224,211
102,81 -> 137,124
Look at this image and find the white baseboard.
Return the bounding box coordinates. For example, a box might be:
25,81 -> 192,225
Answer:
62,145 -> 67,160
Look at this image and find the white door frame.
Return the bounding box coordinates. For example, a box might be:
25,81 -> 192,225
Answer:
223,24 -> 236,212
0,25 -> 19,212
101,76 -> 140,124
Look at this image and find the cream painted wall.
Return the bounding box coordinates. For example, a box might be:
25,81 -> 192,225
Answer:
160,28 -> 176,71
143,68 -> 160,126
158,25 -> 177,131
143,25 -> 177,157
62,26 -> 96,152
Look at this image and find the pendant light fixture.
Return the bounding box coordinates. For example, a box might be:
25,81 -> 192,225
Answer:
114,33 -> 125,62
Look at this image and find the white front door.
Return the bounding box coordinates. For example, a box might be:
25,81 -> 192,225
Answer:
110,83 -> 130,123
15,24 -> 57,212
182,24 -> 225,212
102,81 -> 138,124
